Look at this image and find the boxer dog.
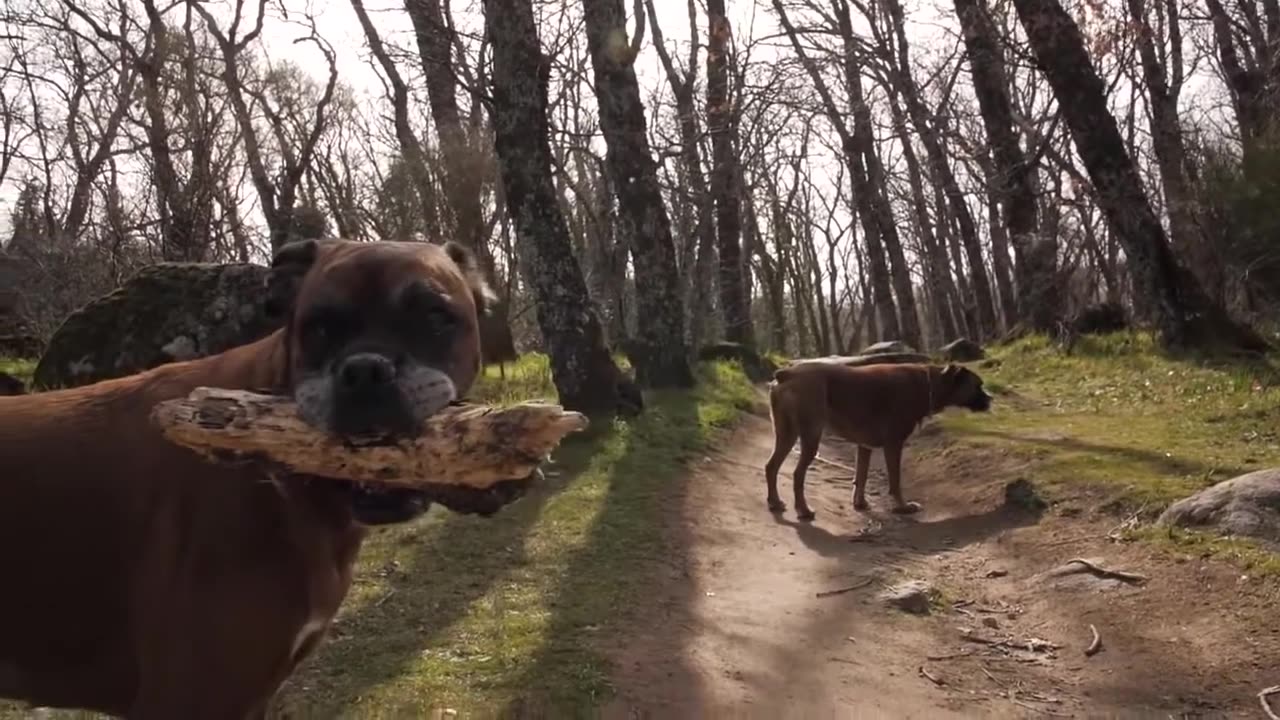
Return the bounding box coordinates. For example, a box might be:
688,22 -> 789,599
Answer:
0,239 -> 508,718
764,361 -> 992,521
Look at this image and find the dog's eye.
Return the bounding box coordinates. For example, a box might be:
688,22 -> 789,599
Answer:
425,306 -> 458,334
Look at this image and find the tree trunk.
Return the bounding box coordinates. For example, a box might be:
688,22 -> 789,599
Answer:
1126,0 -> 1198,263
403,0 -> 517,366
955,0 -> 1059,332
481,0 -> 634,414
885,85 -> 959,343
972,151 -> 1020,325
580,0 -> 693,387
644,0 -> 716,351
1011,0 -> 1267,350
706,0 -> 755,346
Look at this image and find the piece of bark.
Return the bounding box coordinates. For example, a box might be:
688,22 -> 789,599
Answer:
151,387 -> 589,490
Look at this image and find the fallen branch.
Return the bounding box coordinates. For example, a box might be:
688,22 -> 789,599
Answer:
918,665 -> 945,686
1260,685 -> 1280,720
960,628 -> 1060,654
1062,558 -> 1147,584
816,577 -> 876,598
1083,624 -> 1102,657
151,388 -> 589,491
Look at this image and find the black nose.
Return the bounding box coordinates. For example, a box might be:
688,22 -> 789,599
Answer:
338,353 -> 397,392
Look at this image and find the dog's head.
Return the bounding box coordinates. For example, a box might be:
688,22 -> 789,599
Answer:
268,239 -> 494,438
939,364 -> 992,413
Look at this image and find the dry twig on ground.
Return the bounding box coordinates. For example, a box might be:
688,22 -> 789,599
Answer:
1084,624 -> 1102,656
1063,558 -> 1147,584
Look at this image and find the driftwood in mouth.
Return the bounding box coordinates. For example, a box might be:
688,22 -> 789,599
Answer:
151,387 -> 589,490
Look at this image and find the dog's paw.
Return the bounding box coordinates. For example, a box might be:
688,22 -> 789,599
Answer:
891,501 -> 923,515
852,498 -> 870,512
767,498 -> 787,513
796,507 -> 817,522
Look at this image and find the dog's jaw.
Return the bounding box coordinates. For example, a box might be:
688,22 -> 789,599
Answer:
293,364 -> 458,438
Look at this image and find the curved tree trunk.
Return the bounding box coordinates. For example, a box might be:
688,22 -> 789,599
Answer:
580,0 -> 694,387
1011,0 -> 1267,350
955,0 -> 1059,333
481,0 -> 633,414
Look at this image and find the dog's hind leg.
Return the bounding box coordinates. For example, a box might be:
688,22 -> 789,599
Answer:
852,445 -> 873,511
885,443 -> 922,515
792,425 -> 822,522
765,398 -> 797,513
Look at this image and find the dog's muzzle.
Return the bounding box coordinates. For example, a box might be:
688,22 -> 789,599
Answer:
968,391 -> 994,412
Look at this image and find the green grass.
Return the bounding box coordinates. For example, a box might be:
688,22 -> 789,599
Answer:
0,357 -> 35,385
940,331 -> 1280,571
272,354 -> 756,716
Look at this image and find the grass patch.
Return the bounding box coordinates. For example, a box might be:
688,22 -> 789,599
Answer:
1126,525 -> 1280,576
271,356 -> 755,716
940,332 -> 1280,572
942,332 -> 1280,511
0,357 -> 35,385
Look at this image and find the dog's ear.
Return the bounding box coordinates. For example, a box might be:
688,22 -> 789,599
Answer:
443,241 -> 498,316
265,239 -> 320,321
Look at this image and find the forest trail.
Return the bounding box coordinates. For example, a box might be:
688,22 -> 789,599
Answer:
602,407 -> 1277,718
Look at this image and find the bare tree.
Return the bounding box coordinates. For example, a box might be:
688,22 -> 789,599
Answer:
706,0 -> 754,347
580,0 -> 693,386
481,0 -> 635,413
1011,0 -> 1265,349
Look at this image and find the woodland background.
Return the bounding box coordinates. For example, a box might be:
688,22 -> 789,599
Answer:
2,0 -> 1280,411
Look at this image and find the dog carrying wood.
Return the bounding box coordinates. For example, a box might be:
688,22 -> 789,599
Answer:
152,387 -> 589,490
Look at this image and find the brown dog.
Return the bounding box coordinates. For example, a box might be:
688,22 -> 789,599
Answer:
0,239 -> 501,718
764,361 -> 992,520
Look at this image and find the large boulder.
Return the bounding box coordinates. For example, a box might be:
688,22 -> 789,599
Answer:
862,340 -> 916,355
34,262 -> 276,389
1157,469 -> 1280,549
941,338 -> 985,362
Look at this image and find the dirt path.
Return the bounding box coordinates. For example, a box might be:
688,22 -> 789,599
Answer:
604,409 -> 1279,719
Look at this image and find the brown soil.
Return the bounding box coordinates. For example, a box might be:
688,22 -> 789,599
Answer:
603,409 -> 1280,719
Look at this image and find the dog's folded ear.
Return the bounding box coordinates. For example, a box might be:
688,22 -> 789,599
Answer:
265,239 -> 321,321
942,363 -> 964,382
443,241 -> 498,316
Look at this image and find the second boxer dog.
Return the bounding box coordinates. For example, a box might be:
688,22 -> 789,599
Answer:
765,361 -> 992,520
0,239 -> 501,718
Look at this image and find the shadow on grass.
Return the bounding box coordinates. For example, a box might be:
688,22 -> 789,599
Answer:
494,387 -> 720,717
274,455 -> 562,716
957,428 -> 1249,484
274,362 -> 753,717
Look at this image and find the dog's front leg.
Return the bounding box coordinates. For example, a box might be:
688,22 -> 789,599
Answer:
884,443 -> 922,515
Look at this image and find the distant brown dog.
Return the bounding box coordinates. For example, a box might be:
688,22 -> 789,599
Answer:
765,362 -> 992,520
0,239 -> 501,718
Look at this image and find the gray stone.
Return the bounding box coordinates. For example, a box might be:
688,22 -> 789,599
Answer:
862,340 -> 916,355
941,338 -> 985,362
878,580 -> 935,615
1157,469 -> 1280,549
34,262 -> 276,389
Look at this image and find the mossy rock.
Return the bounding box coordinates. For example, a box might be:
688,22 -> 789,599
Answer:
34,262 -> 276,389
